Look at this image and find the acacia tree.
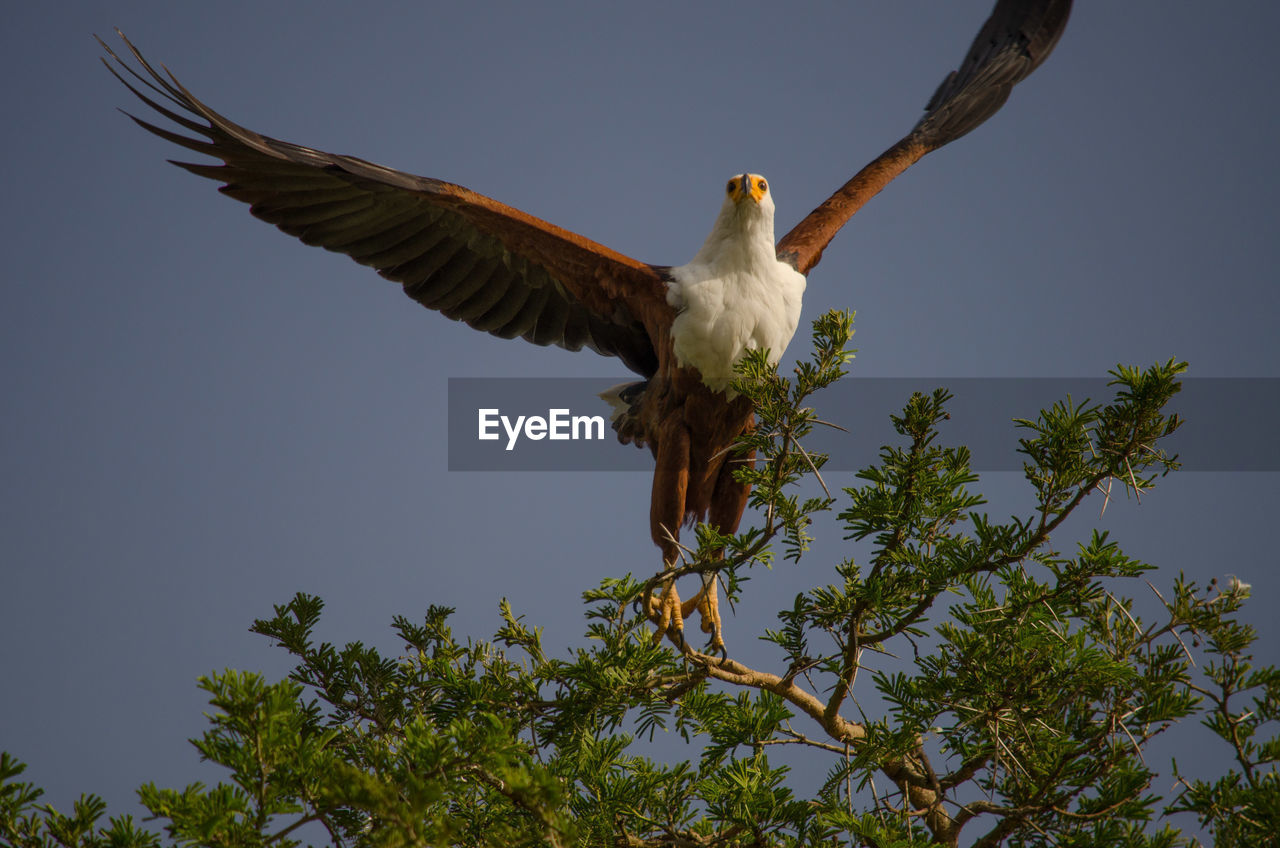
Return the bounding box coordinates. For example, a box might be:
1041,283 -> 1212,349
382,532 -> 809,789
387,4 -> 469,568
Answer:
3,311 -> 1277,847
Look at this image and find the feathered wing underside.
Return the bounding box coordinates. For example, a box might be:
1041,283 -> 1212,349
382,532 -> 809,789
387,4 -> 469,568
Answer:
100,32 -> 667,378
776,0 -> 1072,275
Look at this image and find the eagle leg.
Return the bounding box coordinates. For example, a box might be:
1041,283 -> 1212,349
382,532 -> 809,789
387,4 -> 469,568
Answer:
690,446 -> 754,656
647,426 -> 692,648
692,572 -> 723,655
644,570 -> 719,650
647,570 -> 686,648
645,419 -> 754,656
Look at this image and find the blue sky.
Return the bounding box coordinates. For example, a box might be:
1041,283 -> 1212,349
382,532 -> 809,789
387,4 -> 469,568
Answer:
3,1 -> 1277,837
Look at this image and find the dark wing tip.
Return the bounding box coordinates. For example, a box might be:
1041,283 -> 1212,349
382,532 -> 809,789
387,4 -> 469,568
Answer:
913,0 -> 1073,149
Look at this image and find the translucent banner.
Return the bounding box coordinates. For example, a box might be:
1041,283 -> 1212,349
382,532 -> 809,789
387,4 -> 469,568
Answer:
447,377 -> 1280,472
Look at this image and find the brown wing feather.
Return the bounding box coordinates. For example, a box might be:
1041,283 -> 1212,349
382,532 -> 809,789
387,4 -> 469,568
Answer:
101,31 -> 667,378
776,0 -> 1072,275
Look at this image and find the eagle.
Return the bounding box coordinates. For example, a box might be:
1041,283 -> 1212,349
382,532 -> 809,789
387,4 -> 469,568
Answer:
101,0 -> 1072,655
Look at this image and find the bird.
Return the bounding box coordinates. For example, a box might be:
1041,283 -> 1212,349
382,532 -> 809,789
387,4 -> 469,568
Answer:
100,0 -> 1072,655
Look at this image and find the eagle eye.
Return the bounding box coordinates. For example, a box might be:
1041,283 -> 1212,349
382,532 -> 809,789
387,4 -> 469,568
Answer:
757,179 -> 768,192
726,179 -> 737,194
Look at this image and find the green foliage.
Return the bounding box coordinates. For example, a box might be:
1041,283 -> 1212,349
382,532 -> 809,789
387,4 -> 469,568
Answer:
0,753 -> 159,848
3,313 -> 1275,847
1165,576 -> 1280,847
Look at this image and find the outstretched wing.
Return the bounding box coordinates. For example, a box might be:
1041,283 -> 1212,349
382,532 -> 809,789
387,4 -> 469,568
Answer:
776,0 -> 1072,275
101,31 -> 666,378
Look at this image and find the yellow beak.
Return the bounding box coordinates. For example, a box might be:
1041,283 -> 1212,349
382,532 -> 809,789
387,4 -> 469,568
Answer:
734,174 -> 766,205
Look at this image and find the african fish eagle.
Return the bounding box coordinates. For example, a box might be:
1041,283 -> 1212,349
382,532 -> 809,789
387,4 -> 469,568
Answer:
100,0 -> 1072,655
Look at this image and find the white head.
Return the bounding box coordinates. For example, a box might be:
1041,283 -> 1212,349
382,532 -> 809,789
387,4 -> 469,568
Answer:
722,172 -> 774,219
692,173 -> 777,265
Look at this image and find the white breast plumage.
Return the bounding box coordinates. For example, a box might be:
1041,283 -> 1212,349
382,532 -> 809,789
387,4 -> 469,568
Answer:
667,255 -> 806,394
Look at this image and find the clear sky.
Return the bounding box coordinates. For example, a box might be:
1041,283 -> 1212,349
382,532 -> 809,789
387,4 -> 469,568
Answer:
3,1 -> 1277,838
